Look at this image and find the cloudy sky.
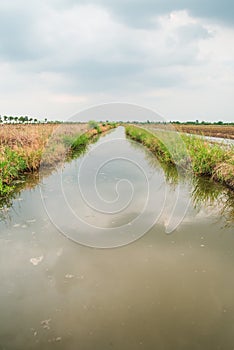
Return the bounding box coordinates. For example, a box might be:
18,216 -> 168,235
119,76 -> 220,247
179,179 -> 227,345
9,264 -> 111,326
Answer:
0,0 -> 234,122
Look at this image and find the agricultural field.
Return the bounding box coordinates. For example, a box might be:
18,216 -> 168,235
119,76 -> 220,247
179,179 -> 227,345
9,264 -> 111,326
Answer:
0,122 -> 116,196
173,124 -> 234,139
143,123 -> 234,139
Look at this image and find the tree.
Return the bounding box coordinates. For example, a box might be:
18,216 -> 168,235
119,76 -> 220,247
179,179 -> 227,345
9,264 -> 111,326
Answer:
19,116 -> 25,123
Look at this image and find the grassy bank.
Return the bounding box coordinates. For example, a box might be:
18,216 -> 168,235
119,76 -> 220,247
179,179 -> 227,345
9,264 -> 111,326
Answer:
0,122 -> 116,196
125,125 -> 234,190
69,123 -> 116,157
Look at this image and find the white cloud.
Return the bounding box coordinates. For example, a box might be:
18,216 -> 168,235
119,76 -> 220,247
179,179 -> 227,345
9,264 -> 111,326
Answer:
0,2 -> 233,121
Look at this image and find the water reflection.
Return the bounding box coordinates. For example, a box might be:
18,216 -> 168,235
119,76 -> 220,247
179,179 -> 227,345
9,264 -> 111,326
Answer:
1,128 -> 234,228
191,177 -> 234,224
0,133 -> 100,220
129,136 -> 234,225
1,127 -> 234,349
0,174 -> 40,221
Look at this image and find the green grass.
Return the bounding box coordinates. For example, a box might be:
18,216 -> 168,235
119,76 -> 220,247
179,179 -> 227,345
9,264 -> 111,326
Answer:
0,132 -> 90,197
181,134 -> 228,175
0,123 -> 116,197
0,148 -> 27,195
125,125 -> 190,167
71,133 -> 90,150
125,125 -> 234,189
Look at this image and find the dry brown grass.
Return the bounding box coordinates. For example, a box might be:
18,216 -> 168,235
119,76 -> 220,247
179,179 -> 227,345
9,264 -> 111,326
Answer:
213,155 -> 234,189
142,123 -> 234,139
0,123 -> 88,170
0,123 -> 118,196
0,124 -> 56,149
40,123 -> 89,166
172,124 -> 234,139
0,123 -> 88,148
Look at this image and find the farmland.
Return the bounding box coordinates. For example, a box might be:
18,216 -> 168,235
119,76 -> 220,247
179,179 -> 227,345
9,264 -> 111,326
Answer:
143,123 -> 234,140
0,122 -> 116,196
173,124 -> 234,139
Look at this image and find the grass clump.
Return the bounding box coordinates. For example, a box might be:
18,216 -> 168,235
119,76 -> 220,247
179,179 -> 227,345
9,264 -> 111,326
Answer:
181,135 -> 228,176
0,123 -> 87,196
71,133 -> 89,150
88,120 -> 101,133
126,124 -> 234,190
0,148 -> 26,195
125,125 -> 188,166
213,156 -> 234,189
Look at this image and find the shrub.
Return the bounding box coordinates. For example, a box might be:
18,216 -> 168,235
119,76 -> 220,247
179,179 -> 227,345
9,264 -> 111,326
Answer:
71,134 -> 89,150
88,120 -> 99,130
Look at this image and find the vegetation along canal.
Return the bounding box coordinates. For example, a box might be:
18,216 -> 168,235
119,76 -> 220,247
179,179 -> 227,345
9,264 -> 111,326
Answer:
0,126 -> 234,349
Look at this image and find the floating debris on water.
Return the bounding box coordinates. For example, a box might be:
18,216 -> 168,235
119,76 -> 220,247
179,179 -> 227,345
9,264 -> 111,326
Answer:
30,256 -> 44,266
48,336 -> 62,343
56,248 -> 63,256
41,319 -> 51,330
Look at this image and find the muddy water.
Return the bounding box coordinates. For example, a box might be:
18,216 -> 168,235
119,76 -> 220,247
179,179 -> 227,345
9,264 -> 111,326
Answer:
0,127 -> 234,350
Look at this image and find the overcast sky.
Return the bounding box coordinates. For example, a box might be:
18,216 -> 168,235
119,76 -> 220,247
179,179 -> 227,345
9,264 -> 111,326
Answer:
0,0 -> 234,122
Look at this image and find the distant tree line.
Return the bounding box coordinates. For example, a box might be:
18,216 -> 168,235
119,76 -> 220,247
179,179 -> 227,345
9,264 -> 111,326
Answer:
170,120 -> 234,126
1,115 -> 233,126
124,120 -> 234,126
0,115 -> 49,124
0,115 -> 102,125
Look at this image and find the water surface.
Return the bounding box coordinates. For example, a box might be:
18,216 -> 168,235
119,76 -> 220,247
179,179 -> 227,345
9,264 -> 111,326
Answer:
0,127 -> 234,350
